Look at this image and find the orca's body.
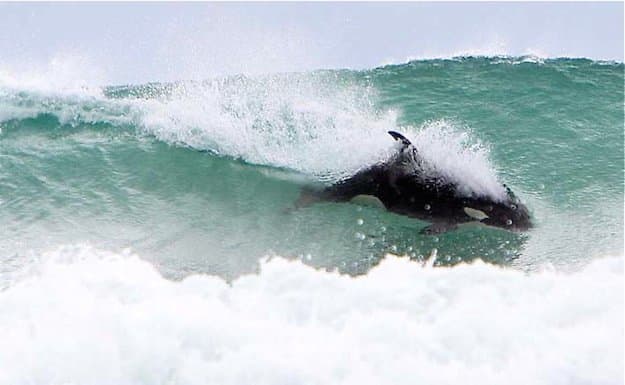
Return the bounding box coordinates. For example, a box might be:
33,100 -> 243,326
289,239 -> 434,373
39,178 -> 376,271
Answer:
299,131 -> 532,234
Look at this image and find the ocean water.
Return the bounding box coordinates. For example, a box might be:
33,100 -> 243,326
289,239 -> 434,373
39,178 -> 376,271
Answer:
0,56 -> 623,384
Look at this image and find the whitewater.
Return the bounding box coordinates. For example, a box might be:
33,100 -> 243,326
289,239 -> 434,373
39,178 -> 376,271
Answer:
0,245 -> 622,385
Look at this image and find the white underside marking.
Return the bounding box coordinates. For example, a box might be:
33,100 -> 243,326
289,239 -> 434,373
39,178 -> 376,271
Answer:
463,207 -> 490,221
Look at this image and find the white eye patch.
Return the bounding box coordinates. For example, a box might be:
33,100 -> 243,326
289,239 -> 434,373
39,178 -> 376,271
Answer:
463,207 -> 490,221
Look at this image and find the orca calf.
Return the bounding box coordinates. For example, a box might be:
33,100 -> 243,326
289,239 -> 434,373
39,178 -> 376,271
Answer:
298,131 -> 532,234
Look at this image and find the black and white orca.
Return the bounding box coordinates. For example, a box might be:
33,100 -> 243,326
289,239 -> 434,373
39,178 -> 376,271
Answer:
298,131 -> 532,234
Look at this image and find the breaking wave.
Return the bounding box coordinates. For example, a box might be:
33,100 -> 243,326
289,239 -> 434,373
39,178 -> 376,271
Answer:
1,67 -> 508,199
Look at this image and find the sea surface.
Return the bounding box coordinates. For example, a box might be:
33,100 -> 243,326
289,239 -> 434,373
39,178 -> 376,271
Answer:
1,56 -> 623,384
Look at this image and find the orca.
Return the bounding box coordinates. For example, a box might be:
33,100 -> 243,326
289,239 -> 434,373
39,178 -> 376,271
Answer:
297,131 -> 532,234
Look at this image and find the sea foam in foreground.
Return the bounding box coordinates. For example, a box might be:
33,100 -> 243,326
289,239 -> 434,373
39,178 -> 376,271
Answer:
0,244 -> 622,385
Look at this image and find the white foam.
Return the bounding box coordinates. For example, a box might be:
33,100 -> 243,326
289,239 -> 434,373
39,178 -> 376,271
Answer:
129,77 -> 507,199
1,244 -> 622,385
401,120 -> 507,200
0,77 -> 137,131
132,75 -> 398,181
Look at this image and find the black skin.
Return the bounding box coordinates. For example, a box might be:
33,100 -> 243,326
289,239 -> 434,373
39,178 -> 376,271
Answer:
299,131 -> 532,235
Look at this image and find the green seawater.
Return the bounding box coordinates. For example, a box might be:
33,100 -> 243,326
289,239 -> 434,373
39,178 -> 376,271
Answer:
1,57 -> 623,280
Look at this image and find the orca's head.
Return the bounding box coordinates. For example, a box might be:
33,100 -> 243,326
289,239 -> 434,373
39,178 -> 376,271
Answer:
463,185 -> 532,232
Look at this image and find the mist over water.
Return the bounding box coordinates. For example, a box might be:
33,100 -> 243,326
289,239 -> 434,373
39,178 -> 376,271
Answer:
1,56 -> 623,384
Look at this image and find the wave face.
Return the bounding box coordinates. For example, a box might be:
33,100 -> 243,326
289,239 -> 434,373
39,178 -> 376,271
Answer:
0,56 -> 623,384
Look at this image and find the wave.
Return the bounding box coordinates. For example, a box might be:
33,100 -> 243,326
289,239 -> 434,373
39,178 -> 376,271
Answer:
379,54 -> 624,68
0,244 -> 622,385
1,67 -> 509,199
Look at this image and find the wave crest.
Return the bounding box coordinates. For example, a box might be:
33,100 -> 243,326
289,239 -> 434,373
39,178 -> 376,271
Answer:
2,69 -> 508,198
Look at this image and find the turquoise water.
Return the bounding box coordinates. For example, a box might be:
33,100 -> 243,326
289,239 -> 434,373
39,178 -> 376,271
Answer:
1,57 -> 622,278
0,57 -> 623,384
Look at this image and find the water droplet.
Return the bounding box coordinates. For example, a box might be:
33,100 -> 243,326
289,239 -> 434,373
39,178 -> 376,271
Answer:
506,219 -> 513,226
355,232 -> 366,240
424,204 -> 431,210
380,226 -> 387,233
357,218 -> 364,226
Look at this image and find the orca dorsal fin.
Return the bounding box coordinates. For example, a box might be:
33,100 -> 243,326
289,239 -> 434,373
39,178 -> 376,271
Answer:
388,131 -> 412,147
